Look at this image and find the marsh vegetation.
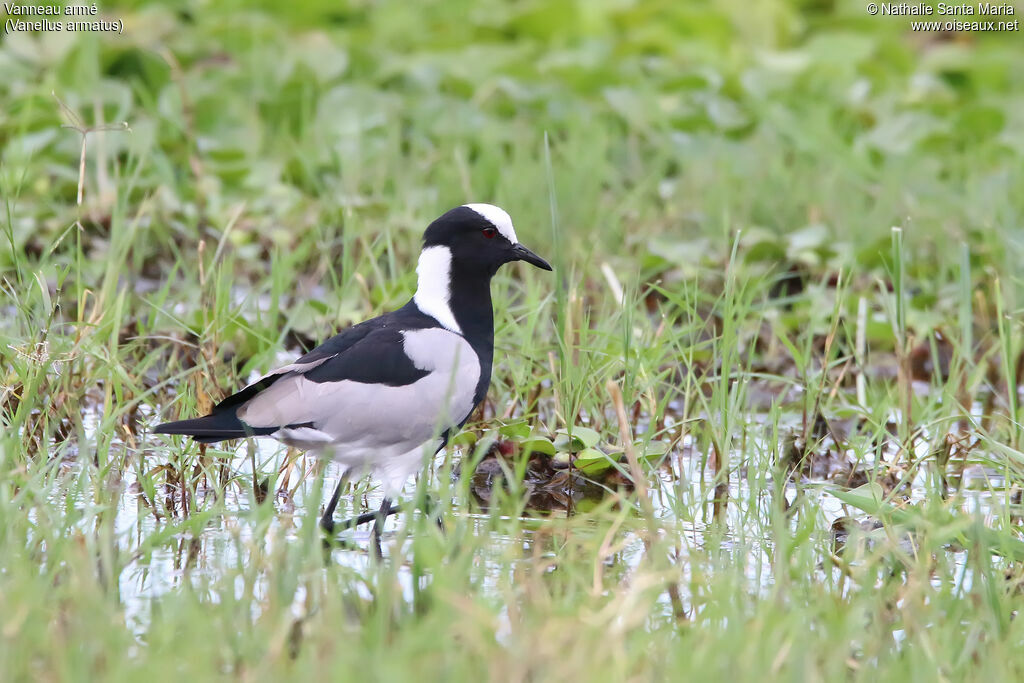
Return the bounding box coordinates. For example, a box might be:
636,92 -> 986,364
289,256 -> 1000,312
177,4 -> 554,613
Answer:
2,1 -> 1024,679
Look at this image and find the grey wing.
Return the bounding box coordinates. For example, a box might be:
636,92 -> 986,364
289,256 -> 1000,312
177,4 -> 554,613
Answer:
237,328 -> 482,447
211,320 -> 379,414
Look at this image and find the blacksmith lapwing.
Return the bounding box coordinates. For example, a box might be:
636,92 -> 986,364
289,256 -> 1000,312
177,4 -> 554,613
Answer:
155,204 -> 552,542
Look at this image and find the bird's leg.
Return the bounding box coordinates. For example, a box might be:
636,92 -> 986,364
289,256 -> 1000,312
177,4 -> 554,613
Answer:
371,497 -> 396,538
371,497 -> 397,558
329,499 -> 401,532
319,475 -> 347,535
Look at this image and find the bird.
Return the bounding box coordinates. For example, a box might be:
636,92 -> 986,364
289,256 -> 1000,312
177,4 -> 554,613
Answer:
154,203 -> 552,543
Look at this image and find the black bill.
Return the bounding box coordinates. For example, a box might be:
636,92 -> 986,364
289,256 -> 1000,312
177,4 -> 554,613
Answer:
511,243 -> 553,271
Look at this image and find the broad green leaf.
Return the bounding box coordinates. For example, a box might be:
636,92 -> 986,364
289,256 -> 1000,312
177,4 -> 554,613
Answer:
829,482 -> 890,518
520,436 -> 556,456
575,447 -> 616,475
638,440 -> 669,462
555,427 -> 601,451
498,420 -> 532,440
450,431 -> 478,447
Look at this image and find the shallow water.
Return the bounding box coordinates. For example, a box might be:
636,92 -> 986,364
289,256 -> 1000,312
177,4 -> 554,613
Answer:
37,400 -> 1014,642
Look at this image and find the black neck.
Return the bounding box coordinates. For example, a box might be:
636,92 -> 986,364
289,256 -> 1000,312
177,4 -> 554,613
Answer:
449,270 -> 495,364
449,269 -> 495,409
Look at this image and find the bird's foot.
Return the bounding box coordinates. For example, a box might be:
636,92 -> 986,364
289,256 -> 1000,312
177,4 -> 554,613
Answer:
321,504 -> 400,534
319,515 -> 336,536
321,499 -> 401,557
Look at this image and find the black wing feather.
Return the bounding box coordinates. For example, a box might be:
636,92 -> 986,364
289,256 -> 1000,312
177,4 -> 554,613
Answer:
293,317 -> 378,364
210,318 -> 381,412
155,306 -> 439,443
153,412 -> 278,442
303,327 -> 429,386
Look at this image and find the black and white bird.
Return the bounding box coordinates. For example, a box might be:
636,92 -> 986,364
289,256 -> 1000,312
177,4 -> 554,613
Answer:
155,204 -> 551,538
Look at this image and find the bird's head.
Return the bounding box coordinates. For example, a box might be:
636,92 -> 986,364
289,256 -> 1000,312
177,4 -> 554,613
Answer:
420,204 -> 552,277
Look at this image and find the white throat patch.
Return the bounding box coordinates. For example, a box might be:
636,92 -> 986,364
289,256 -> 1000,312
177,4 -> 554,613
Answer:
413,245 -> 461,333
464,203 -> 518,244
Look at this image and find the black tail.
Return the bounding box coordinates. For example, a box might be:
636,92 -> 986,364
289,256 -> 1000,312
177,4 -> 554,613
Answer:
154,411 -> 276,444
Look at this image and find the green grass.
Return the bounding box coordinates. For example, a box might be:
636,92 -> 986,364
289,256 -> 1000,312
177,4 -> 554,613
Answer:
3,0 -> 1024,680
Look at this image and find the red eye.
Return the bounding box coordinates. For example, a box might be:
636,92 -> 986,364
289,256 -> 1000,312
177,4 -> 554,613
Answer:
482,226 -> 497,239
